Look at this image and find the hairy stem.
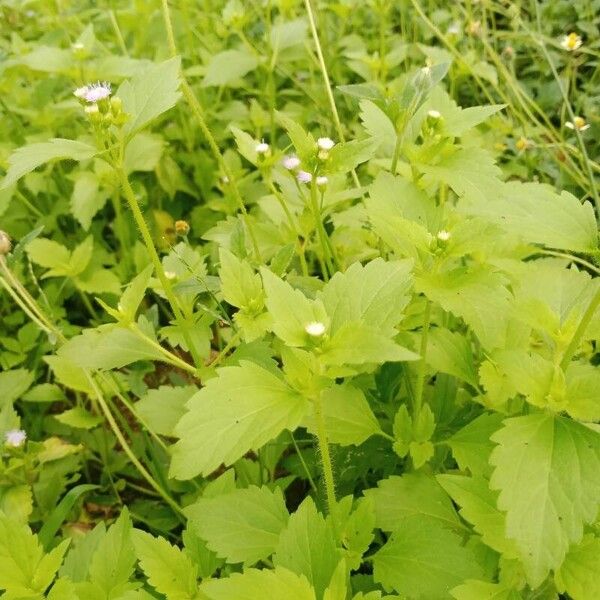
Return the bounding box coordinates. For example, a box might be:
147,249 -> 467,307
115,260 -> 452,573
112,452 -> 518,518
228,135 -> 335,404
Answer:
413,299 -> 432,416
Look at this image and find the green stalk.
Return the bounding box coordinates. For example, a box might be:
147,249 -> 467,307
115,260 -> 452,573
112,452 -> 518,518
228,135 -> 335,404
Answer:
413,299 -> 432,416
160,0 -> 262,261
311,392 -> 337,528
117,168 -> 202,370
309,181 -> 335,279
559,287 -> 600,370
303,0 -> 361,189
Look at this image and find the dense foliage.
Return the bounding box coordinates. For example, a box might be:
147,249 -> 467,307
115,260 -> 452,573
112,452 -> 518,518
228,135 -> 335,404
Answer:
1,1 -> 600,598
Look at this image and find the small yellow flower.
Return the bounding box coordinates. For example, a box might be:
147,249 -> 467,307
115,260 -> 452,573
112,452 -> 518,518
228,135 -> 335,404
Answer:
560,32 -> 583,52
565,116 -> 590,132
515,137 -> 533,151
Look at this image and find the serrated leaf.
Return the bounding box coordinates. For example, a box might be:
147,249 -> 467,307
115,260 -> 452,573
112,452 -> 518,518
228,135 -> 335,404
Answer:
1,139 -> 96,190
450,580 -> 521,600
555,534 -> 600,600
489,413 -> 600,586
200,567 -> 316,600
118,265 -> 153,322
0,369 -> 34,405
88,508 -> 135,595
372,518 -> 482,599
54,407 -> 102,430
270,18 -> 307,51
136,385 -> 196,437
446,413 -> 505,477
303,385 -> 382,446
364,473 -> 461,533
273,498 -> 339,599
318,258 -> 412,336
70,171 -> 108,231
219,247 -> 263,309
202,50 -> 258,87
123,132 -> 164,173
133,530 -> 198,600
426,328 -> 478,386
326,138 -> 379,174
185,486 -> 289,565
565,363 -> 600,422
458,181 -> 598,253
359,100 -> 396,154
171,361 -> 309,479
26,239 -> 70,271
118,57 -> 182,135
436,474 -> 518,556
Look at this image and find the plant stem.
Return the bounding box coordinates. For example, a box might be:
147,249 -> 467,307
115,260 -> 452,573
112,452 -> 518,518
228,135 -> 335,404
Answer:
86,372 -> 185,518
290,432 -> 318,493
559,287 -> 600,370
311,392 -> 337,527
303,0 -> 361,189
413,299 -> 431,416
160,0 -> 262,261
117,168 -> 202,370
309,181 -> 335,279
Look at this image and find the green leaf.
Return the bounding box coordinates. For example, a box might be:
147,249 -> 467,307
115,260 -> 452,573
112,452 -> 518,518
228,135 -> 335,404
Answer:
0,369 -> 34,405
359,100 -> 396,154
364,473 -> 461,533
133,529 -> 198,600
261,268 -> 328,347
489,413 -> 600,586
1,139 -> 96,190
0,512 -> 68,596
450,580 -> 521,600
303,385 -> 383,446
555,534 -> 600,600
88,508 -> 135,595
54,407 -> 102,430
426,328 -> 478,386
565,363 -> 600,422
318,258 -> 413,336
321,323 -> 419,366
136,385 -> 196,437
171,361 -> 310,479
419,147 -> 503,204
458,181 -> 598,253
0,485 -> 32,524
327,138 -> 379,174
219,248 -> 263,309
276,113 -> 316,162
416,267 -> 512,350
202,50 -> 258,87
123,132 -> 164,173
57,327 -> 164,370
185,485 -> 289,565
118,57 -> 182,135
436,474 -> 518,556
270,18 -> 307,51
200,567 -> 316,600
372,518 -> 483,599
446,413 -> 505,477
274,497 -> 339,599
26,239 -> 71,272
70,172 -> 108,231
118,265 -> 154,322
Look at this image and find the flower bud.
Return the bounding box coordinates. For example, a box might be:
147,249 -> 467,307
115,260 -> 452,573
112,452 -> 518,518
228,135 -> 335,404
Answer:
175,220 -> 190,236
316,176 -> 328,190
0,230 -> 11,255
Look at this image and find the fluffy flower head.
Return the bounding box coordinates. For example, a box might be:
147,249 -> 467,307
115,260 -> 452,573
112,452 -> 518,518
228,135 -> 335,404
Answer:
297,170 -> 313,184
282,155 -> 301,170
5,429 -> 26,448
305,321 -> 326,337
317,137 -> 335,151
560,32 -> 582,51
74,81 -> 112,103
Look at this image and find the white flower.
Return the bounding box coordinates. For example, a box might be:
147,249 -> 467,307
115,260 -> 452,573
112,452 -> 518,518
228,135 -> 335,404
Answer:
164,271 -> 177,280
305,321 -> 326,337
447,22 -> 461,36
71,42 -> 85,51
560,32 -> 582,52
74,82 -> 112,103
427,109 -> 442,119
317,137 -> 335,151
316,176 -> 328,188
565,116 -> 590,132
297,170 -> 313,184
436,230 -> 451,241
282,155 -> 301,170
4,429 -> 26,448
255,142 -> 270,155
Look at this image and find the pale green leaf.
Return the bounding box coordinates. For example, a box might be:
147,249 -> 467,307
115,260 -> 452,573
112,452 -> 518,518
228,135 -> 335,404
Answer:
555,534 -> 600,600
118,265 -> 153,322
219,248 -> 263,309
436,474 -> 518,556
1,139 -> 96,190
565,363 -> 600,422
270,19 -> 307,51
450,580 -> 521,600
54,407 -> 102,430
364,473 -> 461,533
136,386 -> 196,437
202,50 -> 258,87
426,328 -> 478,386
26,239 -> 70,271
118,57 -> 182,135
372,518 -> 483,599
303,385 -> 382,446
273,498 -> 339,599
0,369 -> 34,404
185,486 -> 289,565
200,567 -> 316,600
459,181 -> 598,253
170,361 -> 310,479
489,413 -> 600,586
318,258 -> 412,336
70,172 -> 108,231
359,100 -> 396,154
123,132 -> 164,173
133,530 -> 198,600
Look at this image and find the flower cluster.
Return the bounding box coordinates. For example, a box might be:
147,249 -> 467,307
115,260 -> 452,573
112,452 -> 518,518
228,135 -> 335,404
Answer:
560,32 -> 583,52
4,429 -> 26,448
74,81 -> 112,104
74,82 -> 126,128
281,137 -> 336,188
